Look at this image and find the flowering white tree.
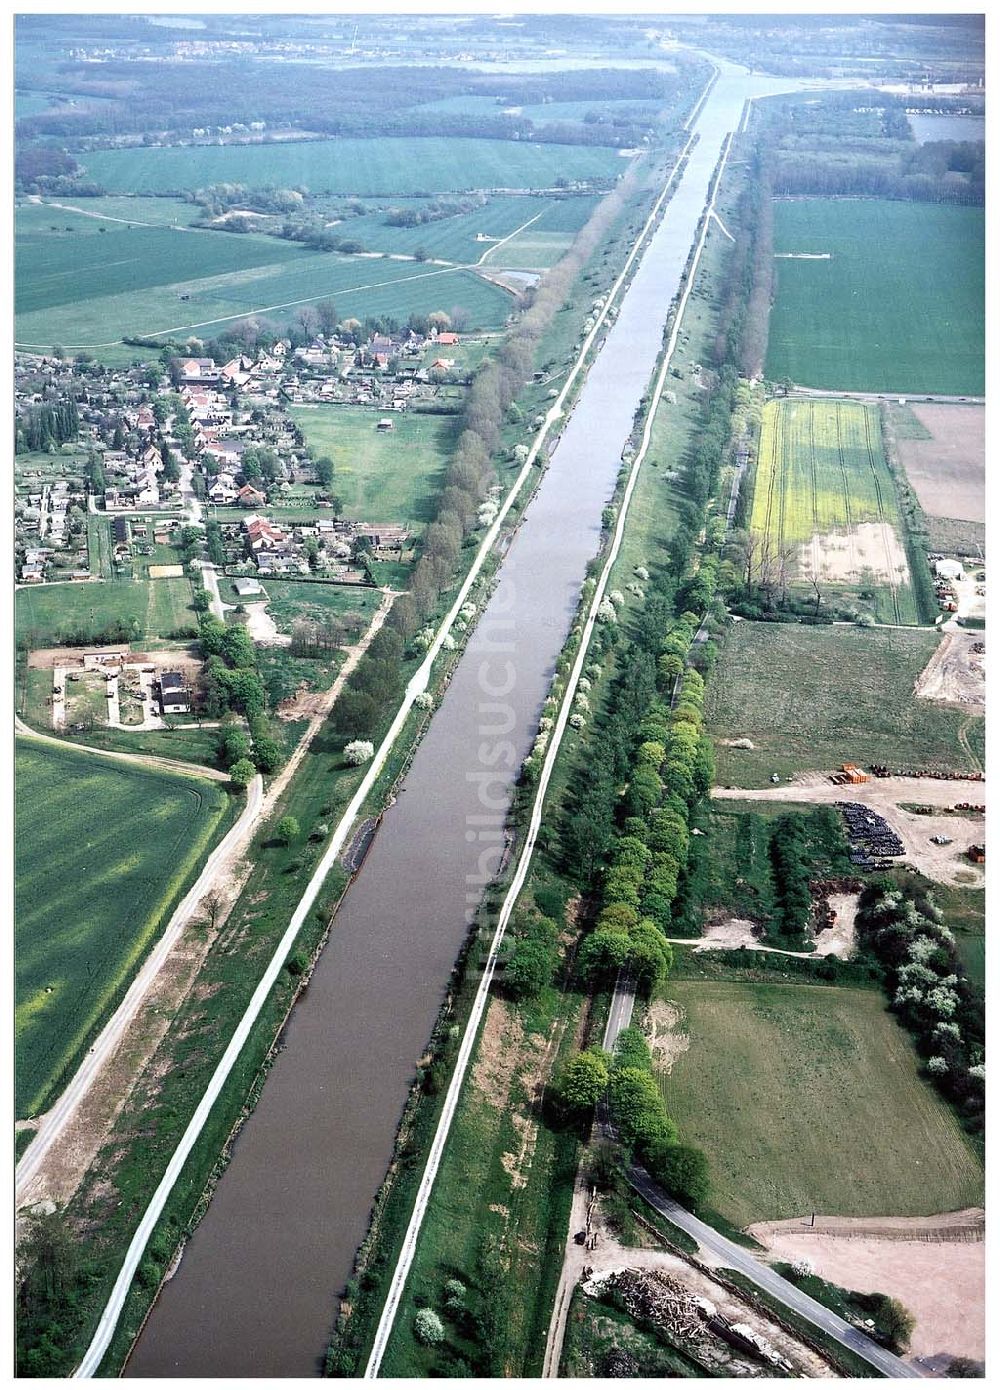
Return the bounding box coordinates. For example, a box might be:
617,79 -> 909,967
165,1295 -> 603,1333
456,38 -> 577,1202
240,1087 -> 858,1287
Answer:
344,739 -> 374,766
925,986 -> 959,1017
413,1309 -> 445,1346
927,1056 -> 948,1076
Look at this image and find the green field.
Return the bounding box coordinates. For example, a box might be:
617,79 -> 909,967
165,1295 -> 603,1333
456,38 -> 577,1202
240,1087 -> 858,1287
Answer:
321,193 -> 598,266
707,622 -> 984,786
15,740 -> 233,1117
254,580 -> 382,635
16,573 -> 195,646
656,979 -> 983,1226
766,199 -> 984,395
82,137 -> 625,197
288,406 -> 458,526
750,398 -> 919,624
15,206 -> 514,351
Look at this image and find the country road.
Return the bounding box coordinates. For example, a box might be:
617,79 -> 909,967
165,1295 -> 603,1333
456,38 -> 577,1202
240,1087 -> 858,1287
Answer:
624,1167 -> 922,1378
791,385 -> 984,406
15,768 -> 264,1208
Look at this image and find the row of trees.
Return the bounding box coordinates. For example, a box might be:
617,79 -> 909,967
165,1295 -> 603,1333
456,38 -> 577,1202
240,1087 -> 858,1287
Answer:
15,399 -> 80,454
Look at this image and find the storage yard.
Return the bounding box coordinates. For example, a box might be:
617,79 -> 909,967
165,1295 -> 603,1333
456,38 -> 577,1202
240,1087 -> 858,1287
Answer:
714,774 -> 986,887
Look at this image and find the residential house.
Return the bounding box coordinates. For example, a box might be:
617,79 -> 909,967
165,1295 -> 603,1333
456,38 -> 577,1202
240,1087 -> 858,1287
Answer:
159,670 -> 191,715
238,483 -> 267,508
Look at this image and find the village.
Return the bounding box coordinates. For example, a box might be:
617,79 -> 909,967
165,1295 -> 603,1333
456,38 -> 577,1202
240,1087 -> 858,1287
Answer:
14,318 -> 470,587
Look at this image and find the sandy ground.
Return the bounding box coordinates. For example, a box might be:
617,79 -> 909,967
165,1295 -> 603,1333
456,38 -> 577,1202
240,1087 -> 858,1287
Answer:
897,404 -> 985,523
750,1222 -> 984,1364
798,521 -> 910,587
914,626 -> 985,711
243,601 -> 291,646
714,776 -> 985,887
677,898 -> 858,960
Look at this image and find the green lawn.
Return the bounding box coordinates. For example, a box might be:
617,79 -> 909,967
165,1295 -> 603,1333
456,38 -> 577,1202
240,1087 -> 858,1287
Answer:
15,739 -> 233,1118
707,622 -> 983,787
655,979 -> 983,1226
16,574 -> 196,646
766,199 -> 984,395
80,137 -> 625,197
288,406 -> 458,526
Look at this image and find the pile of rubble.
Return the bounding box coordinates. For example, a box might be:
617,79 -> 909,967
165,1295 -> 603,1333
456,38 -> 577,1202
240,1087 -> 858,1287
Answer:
585,1268 -> 793,1377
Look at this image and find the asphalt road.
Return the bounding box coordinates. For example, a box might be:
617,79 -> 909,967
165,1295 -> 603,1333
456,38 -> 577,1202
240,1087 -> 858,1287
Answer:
625,1166 -> 922,1379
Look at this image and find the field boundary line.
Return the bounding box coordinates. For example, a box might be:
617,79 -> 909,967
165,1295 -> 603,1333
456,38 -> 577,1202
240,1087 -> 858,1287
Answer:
13,717 -> 230,784
363,113 -> 735,1383
70,95 -> 709,1378
476,207 -> 547,265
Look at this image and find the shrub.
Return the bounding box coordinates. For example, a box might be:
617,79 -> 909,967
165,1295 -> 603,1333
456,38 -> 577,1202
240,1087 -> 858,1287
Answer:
344,739 -> 375,766
413,1308 -> 445,1346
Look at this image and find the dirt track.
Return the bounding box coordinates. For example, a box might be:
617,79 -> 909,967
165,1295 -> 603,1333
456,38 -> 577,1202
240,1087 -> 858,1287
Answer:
713,775 -> 985,886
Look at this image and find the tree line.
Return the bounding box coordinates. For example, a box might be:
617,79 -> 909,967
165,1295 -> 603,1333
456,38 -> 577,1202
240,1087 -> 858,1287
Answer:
856,880 -> 984,1133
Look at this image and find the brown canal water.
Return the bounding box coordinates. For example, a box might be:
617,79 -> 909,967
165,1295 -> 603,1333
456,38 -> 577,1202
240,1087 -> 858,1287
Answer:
126,65 -> 806,1377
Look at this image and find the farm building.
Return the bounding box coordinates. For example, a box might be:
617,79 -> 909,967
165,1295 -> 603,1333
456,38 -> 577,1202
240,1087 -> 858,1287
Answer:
159,671 -> 191,715
935,559 -> 964,581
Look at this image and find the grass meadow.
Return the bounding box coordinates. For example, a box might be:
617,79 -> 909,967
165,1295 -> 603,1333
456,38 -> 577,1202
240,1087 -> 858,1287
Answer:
14,739 -> 234,1118
707,621 -> 984,786
766,199 -> 984,395
287,405 -> 458,526
323,193 -> 598,266
80,136 -> 625,197
16,572 -> 196,646
655,978 -> 984,1226
254,580 -> 382,634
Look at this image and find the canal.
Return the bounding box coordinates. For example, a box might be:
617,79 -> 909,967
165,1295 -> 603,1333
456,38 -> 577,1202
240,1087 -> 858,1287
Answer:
126,62 -> 807,1377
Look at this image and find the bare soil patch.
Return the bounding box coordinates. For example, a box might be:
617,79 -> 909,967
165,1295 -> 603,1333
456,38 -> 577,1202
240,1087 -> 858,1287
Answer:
470,998 -> 524,1112
244,602 -> 291,646
798,521 -> 910,586
818,893 -> 858,959
897,404 -> 984,523
751,1223 -> 984,1363
645,1000 -> 689,1074
914,627 -> 984,711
